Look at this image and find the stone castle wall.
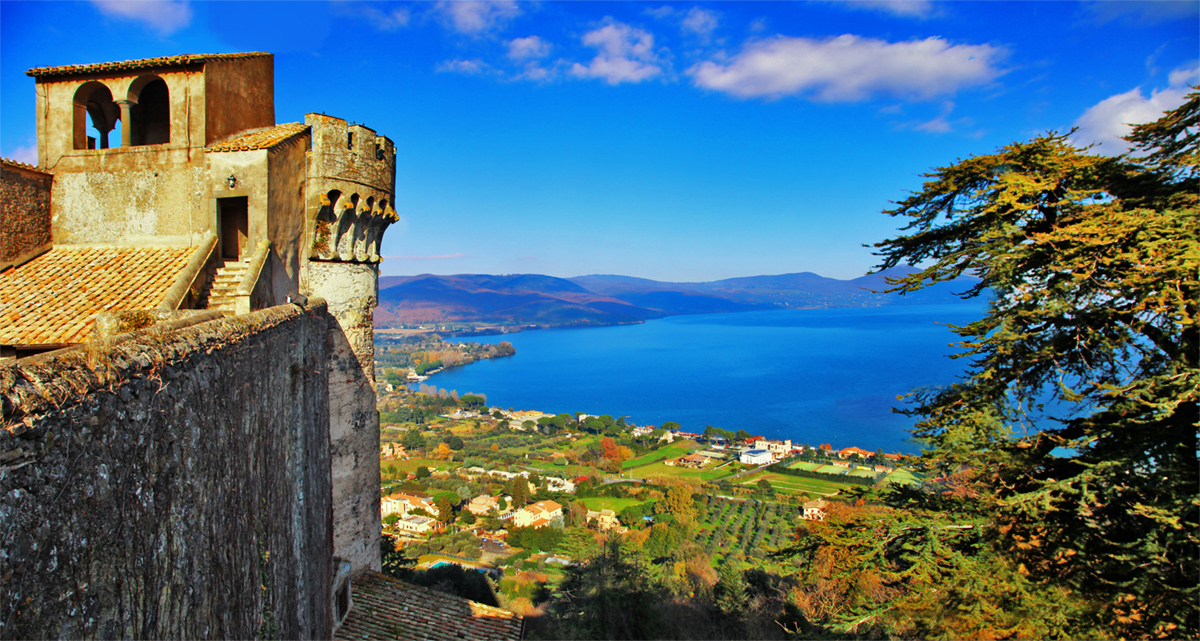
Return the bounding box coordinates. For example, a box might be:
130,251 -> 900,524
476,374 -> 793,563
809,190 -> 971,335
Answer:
307,261 -> 381,575
0,160 -> 52,271
0,303 -> 333,639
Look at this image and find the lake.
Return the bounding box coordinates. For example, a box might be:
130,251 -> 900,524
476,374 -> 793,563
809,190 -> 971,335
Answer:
408,303 -> 987,454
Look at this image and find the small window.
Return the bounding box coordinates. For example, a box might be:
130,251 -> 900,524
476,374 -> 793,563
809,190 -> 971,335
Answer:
346,132 -> 354,150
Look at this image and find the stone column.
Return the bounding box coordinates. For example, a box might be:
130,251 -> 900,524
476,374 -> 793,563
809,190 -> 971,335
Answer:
307,261 -> 381,574
116,100 -> 135,147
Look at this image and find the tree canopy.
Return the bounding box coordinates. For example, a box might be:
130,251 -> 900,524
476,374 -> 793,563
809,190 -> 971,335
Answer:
790,92 -> 1198,639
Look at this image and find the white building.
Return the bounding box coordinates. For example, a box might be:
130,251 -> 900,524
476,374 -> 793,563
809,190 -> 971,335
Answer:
381,492 -> 439,519
802,499 -> 829,521
512,500 -> 563,529
394,514 -> 439,534
739,449 -> 772,466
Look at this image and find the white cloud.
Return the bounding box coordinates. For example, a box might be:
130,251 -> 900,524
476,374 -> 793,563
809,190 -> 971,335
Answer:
507,36 -> 551,61
436,58 -> 491,75
1169,63 -> 1200,87
689,34 -> 1004,101
914,117 -> 951,133
435,0 -> 519,35
819,0 -> 935,18
333,2 -> 410,31
571,20 -> 664,85
5,144 -> 38,165
1071,83 -> 1193,154
91,0 -> 192,36
681,8 -> 719,39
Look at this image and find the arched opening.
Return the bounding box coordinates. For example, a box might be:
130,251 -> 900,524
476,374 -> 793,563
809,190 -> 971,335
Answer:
73,81 -> 121,150
311,189 -> 341,257
128,75 -> 170,145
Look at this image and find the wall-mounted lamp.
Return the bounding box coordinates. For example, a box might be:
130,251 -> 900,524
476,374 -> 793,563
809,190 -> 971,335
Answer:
227,175 -> 237,189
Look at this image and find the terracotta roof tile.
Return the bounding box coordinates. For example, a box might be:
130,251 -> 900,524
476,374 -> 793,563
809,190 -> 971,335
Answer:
336,572 -> 523,641
206,123 -> 309,152
26,52 -> 270,79
1,158 -> 45,173
0,246 -> 195,346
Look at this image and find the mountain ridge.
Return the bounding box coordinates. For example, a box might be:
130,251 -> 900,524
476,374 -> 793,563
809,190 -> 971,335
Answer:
374,268 -> 977,328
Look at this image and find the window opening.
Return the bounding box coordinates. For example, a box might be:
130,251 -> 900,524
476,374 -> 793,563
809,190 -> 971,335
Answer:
129,76 -> 170,145
73,82 -> 121,150
346,132 -> 354,150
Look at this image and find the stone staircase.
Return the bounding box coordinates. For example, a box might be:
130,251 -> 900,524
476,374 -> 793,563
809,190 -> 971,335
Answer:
204,259 -> 248,313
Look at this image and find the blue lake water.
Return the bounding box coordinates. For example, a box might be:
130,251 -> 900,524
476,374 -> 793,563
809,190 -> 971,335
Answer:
410,303 -> 987,454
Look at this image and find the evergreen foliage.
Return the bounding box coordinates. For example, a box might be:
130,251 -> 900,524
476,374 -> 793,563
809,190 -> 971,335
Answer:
785,92 -> 1198,639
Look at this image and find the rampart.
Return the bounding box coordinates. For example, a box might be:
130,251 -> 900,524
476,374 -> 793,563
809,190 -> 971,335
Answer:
0,159 -> 52,271
0,303 -> 333,639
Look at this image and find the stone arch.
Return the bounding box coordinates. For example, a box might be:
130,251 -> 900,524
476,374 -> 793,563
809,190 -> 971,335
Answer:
127,75 -> 170,145
335,193 -> 359,260
311,189 -> 341,258
73,81 -> 120,150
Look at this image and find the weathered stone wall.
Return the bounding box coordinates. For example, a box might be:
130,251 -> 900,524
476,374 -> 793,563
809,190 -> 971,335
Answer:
0,303 -> 333,639
0,160 -> 52,271
306,261 -> 381,575
265,132 -> 311,305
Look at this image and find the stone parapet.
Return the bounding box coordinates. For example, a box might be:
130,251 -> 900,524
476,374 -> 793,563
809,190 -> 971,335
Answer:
1,301 -> 334,639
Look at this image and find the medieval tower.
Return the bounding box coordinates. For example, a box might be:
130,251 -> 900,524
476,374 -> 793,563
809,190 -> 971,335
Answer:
0,53 -> 405,637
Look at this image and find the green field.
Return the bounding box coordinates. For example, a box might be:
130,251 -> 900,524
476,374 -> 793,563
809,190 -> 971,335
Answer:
883,467 -> 924,486
623,441 -> 700,469
636,461 -> 736,482
740,471 -> 847,496
578,497 -> 644,512
380,457 -> 444,476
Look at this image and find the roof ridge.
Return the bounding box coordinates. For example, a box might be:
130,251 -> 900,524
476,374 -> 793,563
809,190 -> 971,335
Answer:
206,122 -> 309,153
26,52 -> 271,78
1,158 -> 46,173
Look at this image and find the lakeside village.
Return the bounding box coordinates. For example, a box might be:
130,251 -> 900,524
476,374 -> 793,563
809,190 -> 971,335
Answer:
372,334 -> 924,621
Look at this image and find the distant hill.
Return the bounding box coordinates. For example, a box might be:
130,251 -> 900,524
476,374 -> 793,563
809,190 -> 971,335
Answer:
570,267 -> 975,311
374,268 -> 978,329
374,274 -> 662,327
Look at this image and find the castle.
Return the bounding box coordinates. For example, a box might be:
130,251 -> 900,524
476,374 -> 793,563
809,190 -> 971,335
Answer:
0,53 -> 521,638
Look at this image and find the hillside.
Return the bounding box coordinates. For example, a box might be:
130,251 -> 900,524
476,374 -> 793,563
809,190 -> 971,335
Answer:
374,268 -> 977,329
374,273 -> 662,327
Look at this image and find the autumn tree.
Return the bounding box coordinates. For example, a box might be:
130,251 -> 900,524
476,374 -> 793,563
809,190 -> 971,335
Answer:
655,485 -> 697,525
842,92 -> 1199,638
432,442 -> 453,461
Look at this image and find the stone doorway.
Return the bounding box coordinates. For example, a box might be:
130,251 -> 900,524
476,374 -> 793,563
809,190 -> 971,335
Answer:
219,196 -> 248,260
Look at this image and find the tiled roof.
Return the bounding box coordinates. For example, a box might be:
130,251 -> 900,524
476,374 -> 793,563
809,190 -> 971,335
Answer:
0,158 -> 44,173
207,123 -> 309,152
0,246 -> 194,346
336,572 -> 523,641
26,52 -> 270,78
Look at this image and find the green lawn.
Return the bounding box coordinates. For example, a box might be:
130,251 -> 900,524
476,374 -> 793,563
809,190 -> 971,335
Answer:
623,441 -> 700,469
635,460 -> 737,482
578,497 -> 644,512
739,471 -> 847,496
883,467 -> 924,486
380,457 -> 444,476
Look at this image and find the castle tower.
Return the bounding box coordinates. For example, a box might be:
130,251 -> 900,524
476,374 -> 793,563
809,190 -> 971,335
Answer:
304,113 -> 397,574
12,54 -> 397,577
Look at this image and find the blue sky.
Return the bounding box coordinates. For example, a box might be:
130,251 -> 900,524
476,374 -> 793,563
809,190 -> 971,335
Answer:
2,1 -> 1196,281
